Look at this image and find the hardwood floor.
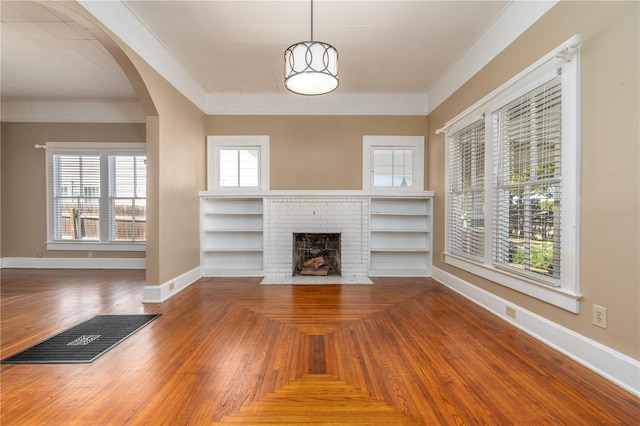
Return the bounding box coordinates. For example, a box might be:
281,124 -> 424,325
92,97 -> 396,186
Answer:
1,269 -> 638,425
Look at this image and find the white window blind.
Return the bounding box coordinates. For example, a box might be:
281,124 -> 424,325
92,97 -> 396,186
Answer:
440,34 -> 580,311
52,154 -> 101,241
448,119 -> 485,260
109,155 -> 146,242
46,142 -> 146,251
493,75 -> 562,282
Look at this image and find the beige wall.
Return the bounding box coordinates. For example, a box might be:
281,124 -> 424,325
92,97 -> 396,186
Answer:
0,122 -> 146,259
0,128 -> 3,259
63,0 -> 208,287
109,40 -> 206,287
205,116 -> 428,190
155,91 -> 205,286
428,1 -> 639,359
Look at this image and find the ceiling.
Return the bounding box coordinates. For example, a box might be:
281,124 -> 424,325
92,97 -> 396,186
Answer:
1,0 -> 135,102
120,0 -> 509,95
1,0 -> 552,117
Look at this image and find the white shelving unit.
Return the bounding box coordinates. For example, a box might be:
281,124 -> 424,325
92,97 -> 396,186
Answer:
200,197 -> 264,276
369,197 -> 432,277
200,191 -> 433,279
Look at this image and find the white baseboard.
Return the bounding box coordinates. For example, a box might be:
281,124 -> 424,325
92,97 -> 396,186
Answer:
1,257 -> 145,269
431,266 -> 640,397
142,266 -> 201,303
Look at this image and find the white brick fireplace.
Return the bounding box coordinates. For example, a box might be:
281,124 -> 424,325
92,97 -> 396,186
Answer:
200,191 -> 433,283
262,196 -> 370,283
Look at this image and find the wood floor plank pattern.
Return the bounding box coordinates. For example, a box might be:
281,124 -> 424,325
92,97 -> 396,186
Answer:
1,270 -> 639,425
214,375 -> 423,425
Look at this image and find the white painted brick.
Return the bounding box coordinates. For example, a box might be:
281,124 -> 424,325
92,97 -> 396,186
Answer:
264,196 -> 369,277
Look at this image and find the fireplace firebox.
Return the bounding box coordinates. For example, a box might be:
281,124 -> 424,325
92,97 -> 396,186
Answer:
292,233 -> 341,276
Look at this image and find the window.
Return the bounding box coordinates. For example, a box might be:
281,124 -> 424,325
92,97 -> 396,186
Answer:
373,148 -> 413,187
449,119 -> 485,260
46,142 -> 146,251
493,77 -> 562,281
109,155 -> 146,242
52,154 -> 101,242
207,136 -> 269,191
441,35 -> 580,312
219,148 -> 259,187
363,136 -> 424,191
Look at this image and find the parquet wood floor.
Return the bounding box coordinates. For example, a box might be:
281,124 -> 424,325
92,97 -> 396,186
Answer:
1,269 -> 638,425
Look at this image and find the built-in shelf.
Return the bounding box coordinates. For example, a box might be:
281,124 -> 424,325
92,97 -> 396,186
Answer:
200,197 -> 264,277
200,192 -> 433,279
369,197 -> 432,277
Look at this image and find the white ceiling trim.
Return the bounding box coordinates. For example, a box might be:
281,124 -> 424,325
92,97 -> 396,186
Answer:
77,0 -> 206,111
76,0 -> 558,117
206,92 -> 429,116
427,0 -> 559,114
1,101 -> 145,123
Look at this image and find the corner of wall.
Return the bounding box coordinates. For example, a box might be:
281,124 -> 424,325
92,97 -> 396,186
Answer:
142,265 -> 201,303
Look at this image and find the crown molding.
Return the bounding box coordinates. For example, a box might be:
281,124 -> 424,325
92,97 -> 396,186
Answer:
70,1 -> 557,117
206,92 -> 429,116
1,101 -> 145,123
77,0 -> 206,112
427,0 -> 558,113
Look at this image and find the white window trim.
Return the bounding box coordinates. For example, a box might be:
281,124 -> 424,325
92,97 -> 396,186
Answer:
362,136 -> 424,192
207,135 -> 269,191
45,142 -> 146,252
439,34 -> 581,312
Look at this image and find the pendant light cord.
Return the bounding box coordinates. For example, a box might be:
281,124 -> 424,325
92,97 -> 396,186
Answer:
310,0 -> 314,41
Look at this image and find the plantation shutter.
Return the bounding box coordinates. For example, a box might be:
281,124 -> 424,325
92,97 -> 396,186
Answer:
109,155 -> 147,241
493,75 -> 562,282
448,119 -> 485,260
52,155 -> 101,240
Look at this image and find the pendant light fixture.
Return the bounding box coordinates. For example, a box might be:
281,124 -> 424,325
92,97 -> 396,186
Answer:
284,0 -> 338,95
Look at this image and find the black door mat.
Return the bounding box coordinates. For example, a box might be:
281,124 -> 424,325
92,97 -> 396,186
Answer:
1,314 -> 160,364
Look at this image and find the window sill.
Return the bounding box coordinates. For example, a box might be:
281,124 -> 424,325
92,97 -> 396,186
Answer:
46,242 -> 146,252
371,187 -> 425,193
212,187 -> 264,192
444,252 -> 581,313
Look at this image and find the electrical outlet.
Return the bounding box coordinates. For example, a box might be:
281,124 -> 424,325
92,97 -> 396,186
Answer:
592,305 -> 607,329
169,282 -> 175,291
506,306 -> 516,319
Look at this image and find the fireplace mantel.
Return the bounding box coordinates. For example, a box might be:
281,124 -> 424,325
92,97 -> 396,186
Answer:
200,191 -> 433,281
199,190 -> 434,199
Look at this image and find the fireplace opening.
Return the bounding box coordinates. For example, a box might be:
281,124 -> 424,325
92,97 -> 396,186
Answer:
292,233 -> 341,276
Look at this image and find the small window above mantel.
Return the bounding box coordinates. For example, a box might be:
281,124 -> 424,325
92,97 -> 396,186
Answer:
362,136 -> 424,192
207,135 -> 269,191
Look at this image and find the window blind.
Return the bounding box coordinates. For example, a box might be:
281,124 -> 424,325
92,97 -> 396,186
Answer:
52,155 -> 100,241
448,119 -> 485,259
109,155 -> 146,242
493,75 -> 562,281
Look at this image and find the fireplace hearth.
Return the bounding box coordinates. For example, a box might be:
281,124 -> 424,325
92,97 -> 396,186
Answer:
293,233 -> 341,276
